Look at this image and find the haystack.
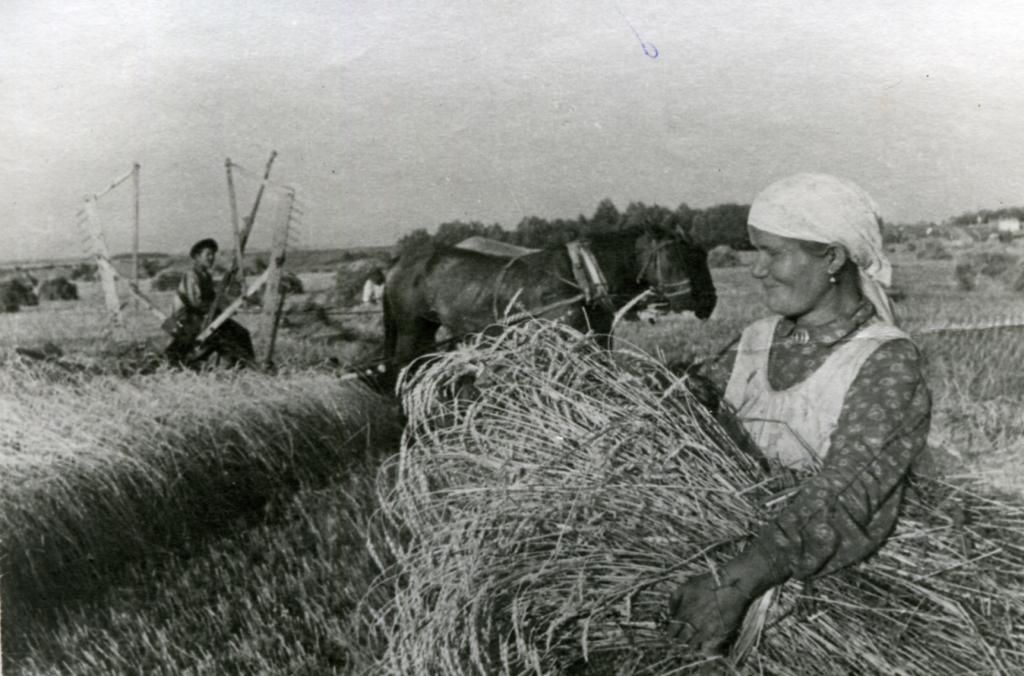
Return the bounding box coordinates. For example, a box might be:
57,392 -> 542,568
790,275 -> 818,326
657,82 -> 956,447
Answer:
355,321 -> 1024,675
37,276 -> 79,301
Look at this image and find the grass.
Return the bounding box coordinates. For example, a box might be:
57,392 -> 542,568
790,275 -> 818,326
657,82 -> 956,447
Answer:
5,245 -> 1024,673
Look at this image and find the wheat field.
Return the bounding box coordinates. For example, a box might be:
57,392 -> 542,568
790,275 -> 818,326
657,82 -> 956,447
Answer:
3,245 -> 1024,673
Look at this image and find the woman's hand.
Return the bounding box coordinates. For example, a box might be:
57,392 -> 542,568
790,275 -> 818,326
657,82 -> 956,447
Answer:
667,573 -> 751,654
666,545 -> 782,654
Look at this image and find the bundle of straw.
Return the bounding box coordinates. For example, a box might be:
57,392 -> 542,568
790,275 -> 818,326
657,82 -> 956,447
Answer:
357,321 -> 1024,675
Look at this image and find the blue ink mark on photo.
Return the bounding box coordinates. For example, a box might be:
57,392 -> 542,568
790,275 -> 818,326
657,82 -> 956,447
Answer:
628,22 -> 658,59
613,1 -> 659,59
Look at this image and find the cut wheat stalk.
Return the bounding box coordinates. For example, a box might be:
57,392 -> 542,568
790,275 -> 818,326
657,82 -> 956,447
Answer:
354,320 -> 1024,675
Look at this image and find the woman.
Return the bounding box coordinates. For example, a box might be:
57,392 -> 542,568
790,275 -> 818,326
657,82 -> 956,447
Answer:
361,267 -> 386,305
667,173 -> 931,654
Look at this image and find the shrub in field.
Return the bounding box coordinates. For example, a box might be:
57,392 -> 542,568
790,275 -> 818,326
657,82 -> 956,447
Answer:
978,251 -> 1019,278
953,251 -> 1022,291
707,244 -> 742,268
916,239 -> 952,260
356,321 -> 1024,675
0,365 -> 401,657
954,260 -> 978,291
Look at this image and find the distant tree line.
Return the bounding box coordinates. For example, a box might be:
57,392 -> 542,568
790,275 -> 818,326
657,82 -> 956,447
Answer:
949,207 -> 1024,227
395,199 -> 752,257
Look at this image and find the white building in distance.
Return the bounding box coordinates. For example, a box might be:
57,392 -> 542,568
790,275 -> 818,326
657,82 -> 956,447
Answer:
997,217 -> 1021,234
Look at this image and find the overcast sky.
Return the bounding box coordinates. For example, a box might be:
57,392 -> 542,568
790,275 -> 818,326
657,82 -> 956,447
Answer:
3,0 -> 1024,260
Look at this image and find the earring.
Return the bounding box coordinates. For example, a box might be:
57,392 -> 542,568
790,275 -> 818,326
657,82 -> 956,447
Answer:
829,274 -> 837,284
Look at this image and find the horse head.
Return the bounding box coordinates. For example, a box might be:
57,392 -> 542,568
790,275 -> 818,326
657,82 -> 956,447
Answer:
633,227 -> 717,319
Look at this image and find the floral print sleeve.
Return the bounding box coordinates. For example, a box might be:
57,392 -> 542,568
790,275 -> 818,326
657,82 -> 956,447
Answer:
753,338 -> 931,579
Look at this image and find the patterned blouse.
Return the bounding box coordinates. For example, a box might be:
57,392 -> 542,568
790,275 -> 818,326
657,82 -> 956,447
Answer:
702,301 -> 932,580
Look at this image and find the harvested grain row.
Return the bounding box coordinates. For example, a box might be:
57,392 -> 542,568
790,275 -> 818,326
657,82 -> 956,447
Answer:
357,320 -> 1024,675
0,362 -> 400,621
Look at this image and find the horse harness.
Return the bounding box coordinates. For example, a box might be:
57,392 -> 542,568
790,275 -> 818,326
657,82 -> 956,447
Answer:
565,241 -> 614,310
634,238 -> 692,303
491,240 -> 613,319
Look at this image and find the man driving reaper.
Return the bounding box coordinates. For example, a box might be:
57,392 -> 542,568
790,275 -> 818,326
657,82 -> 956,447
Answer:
164,238 -> 255,368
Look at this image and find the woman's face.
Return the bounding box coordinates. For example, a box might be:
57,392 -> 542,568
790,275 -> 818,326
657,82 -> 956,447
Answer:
748,226 -> 831,318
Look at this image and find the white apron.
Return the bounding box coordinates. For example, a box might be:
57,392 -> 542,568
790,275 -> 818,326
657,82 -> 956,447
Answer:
723,316 -> 909,469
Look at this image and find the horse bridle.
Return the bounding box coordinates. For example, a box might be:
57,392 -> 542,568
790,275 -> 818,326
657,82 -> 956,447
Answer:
635,238 -> 692,301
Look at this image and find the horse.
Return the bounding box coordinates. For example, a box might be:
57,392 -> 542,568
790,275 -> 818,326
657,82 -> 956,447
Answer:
381,227 -> 717,383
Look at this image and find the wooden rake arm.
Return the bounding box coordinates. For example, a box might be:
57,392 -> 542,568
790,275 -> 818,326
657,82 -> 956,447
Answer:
91,252 -> 167,321
196,266 -> 273,343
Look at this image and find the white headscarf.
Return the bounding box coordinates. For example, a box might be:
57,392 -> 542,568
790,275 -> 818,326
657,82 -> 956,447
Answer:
747,173 -> 897,325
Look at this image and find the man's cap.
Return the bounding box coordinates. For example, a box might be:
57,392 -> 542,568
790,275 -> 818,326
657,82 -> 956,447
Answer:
190,238 -> 218,258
